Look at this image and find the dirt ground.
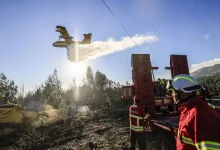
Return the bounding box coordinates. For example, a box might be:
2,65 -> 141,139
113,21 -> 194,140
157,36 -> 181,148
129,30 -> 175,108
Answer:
0,109 -> 155,150
1,100 -> 218,150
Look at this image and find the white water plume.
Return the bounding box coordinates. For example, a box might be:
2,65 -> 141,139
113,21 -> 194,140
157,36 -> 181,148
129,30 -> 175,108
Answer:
66,33 -> 158,62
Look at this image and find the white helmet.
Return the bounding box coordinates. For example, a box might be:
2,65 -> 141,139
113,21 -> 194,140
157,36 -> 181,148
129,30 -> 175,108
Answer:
171,74 -> 201,93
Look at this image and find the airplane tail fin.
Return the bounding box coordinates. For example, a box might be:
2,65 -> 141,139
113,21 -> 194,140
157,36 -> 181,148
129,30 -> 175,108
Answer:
82,33 -> 92,44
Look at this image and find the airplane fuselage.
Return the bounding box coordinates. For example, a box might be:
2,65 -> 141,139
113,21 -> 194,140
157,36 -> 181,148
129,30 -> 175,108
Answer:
53,41 -> 69,47
53,41 -> 90,47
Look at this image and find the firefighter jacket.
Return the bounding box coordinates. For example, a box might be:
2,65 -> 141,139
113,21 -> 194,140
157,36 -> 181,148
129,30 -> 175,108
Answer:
177,96 -> 220,150
129,104 -> 150,133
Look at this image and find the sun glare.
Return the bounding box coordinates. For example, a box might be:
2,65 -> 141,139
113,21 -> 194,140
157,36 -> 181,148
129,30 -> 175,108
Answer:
68,62 -> 86,84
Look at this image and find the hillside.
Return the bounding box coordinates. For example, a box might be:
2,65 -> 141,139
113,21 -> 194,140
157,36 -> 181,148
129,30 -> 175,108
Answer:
190,64 -> 220,78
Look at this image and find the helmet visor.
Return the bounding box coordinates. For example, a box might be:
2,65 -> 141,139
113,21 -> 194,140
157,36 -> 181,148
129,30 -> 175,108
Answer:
182,85 -> 201,93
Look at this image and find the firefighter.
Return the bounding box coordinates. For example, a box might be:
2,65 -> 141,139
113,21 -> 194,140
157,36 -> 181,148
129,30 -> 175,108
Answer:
158,78 -> 166,97
200,84 -> 207,100
168,74 -> 220,150
129,95 -> 150,150
105,99 -> 110,112
162,78 -> 166,84
105,99 -> 110,107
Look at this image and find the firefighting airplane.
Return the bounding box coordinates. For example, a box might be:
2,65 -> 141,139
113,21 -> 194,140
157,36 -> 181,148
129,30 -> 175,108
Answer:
52,25 -> 92,47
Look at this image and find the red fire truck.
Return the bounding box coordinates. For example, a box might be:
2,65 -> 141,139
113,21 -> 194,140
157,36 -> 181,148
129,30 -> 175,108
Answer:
122,54 -> 190,150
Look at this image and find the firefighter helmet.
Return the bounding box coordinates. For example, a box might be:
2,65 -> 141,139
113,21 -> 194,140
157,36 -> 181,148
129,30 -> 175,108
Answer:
172,74 -> 201,93
134,95 -> 141,103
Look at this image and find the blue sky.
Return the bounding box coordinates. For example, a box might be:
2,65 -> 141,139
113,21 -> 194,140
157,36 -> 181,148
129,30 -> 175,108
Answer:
0,0 -> 220,91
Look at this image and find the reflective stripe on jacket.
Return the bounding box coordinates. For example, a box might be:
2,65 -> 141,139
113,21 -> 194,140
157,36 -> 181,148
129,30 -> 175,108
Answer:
178,129 -> 220,150
177,97 -> 220,150
129,104 -> 150,133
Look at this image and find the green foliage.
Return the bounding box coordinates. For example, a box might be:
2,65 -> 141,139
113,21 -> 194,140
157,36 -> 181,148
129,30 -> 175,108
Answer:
0,73 -> 18,104
21,69 -> 65,111
82,67 -> 122,110
3,66 -> 219,114
197,72 -> 220,90
2,66 -> 125,112
95,70 -> 108,90
43,69 -> 63,109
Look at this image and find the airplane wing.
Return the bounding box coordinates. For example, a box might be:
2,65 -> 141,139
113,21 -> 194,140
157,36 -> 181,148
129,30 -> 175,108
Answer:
56,26 -> 73,42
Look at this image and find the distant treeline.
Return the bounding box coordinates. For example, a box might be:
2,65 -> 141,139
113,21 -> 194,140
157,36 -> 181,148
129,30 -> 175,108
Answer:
2,69 -> 219,111
196,72 -> 220,90
0,66 -> 131,111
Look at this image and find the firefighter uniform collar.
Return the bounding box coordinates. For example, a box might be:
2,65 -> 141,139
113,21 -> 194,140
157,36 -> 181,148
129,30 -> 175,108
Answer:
178,97 -> 201,113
